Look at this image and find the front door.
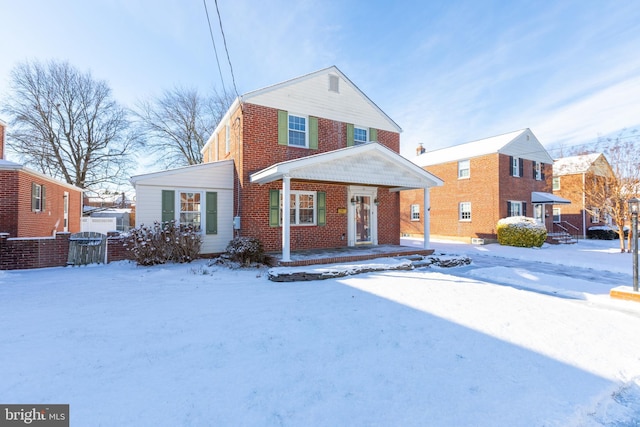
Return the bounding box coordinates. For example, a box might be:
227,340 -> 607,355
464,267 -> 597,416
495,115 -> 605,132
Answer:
354,196 -> 372,244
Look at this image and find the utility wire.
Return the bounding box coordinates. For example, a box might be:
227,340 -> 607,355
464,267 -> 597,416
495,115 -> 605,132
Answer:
202,0 -> 226,89
213,0 -> 241,101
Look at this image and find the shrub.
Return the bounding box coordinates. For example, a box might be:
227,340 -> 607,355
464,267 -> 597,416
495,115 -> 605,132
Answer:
224,237 -> 265,265
124,220 -> 202,266
497,216 -> 547,248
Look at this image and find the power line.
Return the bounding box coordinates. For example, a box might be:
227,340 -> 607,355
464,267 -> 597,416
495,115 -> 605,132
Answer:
213,0 -> 240,101
202,0 -> 226,89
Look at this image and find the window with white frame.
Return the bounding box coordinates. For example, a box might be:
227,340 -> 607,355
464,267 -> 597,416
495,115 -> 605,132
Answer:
288,114 -> 307,147
458,159 -> 470,179
534,161 -> 542,180
31,183 -> 44,212
552,177 -> 560,191
508,201 -> 523,217
354,127 -> 368,145
281,191 -> 316,225
410,204 -> 420,221
553,208 -> 561,223
225,122 -> 231,153
591,207 -> 600,223
459,202 -> 471,221
180,192 -> 201,231
512,157 -> 520,177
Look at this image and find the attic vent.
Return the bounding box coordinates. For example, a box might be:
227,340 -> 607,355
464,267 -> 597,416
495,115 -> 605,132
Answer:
329,75 -> 339,93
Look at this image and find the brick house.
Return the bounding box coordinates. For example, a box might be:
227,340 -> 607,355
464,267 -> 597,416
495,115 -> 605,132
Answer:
0,119 -> 83,238
401,129 -> 567,243
133,67 -> 443,260
552,153 -> 614,238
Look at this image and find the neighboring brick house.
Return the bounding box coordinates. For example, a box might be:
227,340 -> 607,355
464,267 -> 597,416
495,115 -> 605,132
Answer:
0,120 -> 83,238
552,153 -> 614,238
133,66 -> 443,260
401,128 -> 566,243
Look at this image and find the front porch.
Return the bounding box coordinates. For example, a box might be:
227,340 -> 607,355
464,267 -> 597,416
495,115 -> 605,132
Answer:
270,244 -> 434,267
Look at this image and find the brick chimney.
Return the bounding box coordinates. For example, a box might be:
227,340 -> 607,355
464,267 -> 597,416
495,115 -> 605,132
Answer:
416,143 -> 425,156
0,119 -> 6,160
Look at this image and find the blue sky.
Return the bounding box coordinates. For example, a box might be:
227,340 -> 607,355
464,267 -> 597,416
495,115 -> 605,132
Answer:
1,0 -> 639,160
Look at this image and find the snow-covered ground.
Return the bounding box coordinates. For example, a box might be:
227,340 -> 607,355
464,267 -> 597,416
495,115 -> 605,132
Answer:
1,238 -> 639,426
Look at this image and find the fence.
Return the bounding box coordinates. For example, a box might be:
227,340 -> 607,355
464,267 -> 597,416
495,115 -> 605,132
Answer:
81,217 -> 117,234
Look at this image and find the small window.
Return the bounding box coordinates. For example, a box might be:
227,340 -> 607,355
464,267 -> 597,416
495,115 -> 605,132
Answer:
179,192 -> 201,232
288,114 -> 307,147
458,159 -> 470,179
329,75 -> 339,92
31,183 -> 44,212
591,207 -> 600,223
552,177 -> 560,191
459,202 -> 471,221
553,208 -> 561,223
534,161 -> 542,180
512,157 -> 520,177
410,204 -> 420,221
280,191 -> 316,225
508,201 -> 523,217
354,127 -> 368,145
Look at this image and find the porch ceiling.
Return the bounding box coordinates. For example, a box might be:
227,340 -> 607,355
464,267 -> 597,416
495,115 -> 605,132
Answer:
250,142 -> 443,190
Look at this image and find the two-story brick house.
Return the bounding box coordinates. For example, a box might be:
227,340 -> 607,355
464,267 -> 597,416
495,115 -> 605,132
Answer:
401,129 -> 567,243
552,153 -> 614,238
0,119 -> 83,238
132,67 -> 443,260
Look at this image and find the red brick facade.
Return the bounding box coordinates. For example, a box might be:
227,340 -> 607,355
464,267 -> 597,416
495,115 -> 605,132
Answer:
552,173 -> 609,236
0,168 -> 83,238
401,153 -> 552,242
206,102 -> 401,252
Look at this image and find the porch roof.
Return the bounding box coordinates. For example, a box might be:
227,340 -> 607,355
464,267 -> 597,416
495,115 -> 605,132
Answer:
249,142 -> 443,190
531,191 -> 571,204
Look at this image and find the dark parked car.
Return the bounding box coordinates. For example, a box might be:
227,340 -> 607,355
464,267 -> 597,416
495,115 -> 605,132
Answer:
587,225 -> 629,240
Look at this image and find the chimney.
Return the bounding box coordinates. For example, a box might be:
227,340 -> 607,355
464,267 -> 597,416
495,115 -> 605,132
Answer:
416,143 -> 425,156
0,119 -> 6,160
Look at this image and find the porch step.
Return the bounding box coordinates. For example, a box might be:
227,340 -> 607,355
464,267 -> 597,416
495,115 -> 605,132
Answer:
547,232 -> 577,244
277,248 -> 435,267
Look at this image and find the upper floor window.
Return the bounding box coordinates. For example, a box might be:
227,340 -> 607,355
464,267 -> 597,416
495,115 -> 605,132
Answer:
410,204 -> 420,221
552,177 -> 560,191
354,127 -> 368,145
510,156 -> 521,177
458,159 -> 470,179
225,122 -> 231,153
591,207 -> 600,223
459,202 -> 471,221
329,75 -> 339,92
534,161 -> 542,180
288,114 -> 307,147
31,183 -> 45,212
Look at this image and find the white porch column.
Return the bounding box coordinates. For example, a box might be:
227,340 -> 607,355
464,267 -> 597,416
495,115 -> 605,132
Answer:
282,175 -> 291,262
423,187 -> 430,249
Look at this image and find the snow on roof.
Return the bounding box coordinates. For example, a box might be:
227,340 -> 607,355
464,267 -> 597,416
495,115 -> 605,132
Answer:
553,153 -> 603,176
0,159 -> 22,169
413,128 -> 552,167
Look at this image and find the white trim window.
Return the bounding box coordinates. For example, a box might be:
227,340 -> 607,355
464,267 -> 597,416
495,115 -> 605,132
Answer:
31,183 -> 45,212
591,207 -> 600,223
458,159 -> 470,179
179,192 -> 202,232
459,202 -> 471,221
553,208 -> 561,223
225,122 -> 231,153
288,114 -> 307,147
410,204 -> 420,221
281,191 -> 316,225
534,161 -> 542,180
354,127 -> 368,145
552,177 -> 560,191
508,201 -> 523,217
512,157 -> 520,177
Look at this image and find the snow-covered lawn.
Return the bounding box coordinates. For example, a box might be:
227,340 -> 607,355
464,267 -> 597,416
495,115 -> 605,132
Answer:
1,239 -> 639,426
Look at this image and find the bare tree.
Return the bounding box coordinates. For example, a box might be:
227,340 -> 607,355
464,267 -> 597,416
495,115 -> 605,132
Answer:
577,130 -> 640,251
1,60 -> 139,189
134,86 -> 235,167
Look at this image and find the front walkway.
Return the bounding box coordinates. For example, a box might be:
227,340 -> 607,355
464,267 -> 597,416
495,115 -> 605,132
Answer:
270,244 -> 434,267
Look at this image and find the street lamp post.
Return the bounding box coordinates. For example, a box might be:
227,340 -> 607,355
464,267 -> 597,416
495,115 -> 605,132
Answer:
628,197 -> 640,292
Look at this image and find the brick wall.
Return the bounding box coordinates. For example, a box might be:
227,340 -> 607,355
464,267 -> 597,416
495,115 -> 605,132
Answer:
0,233 -> 71,270
221,102 -> 401,252
401,154 -> 552,241
0,170 -> 19,237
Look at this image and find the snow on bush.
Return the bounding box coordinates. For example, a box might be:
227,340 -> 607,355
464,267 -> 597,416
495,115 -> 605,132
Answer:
497,216 -> 547,248
124,220 -> 202,266
224,237 -> 266,266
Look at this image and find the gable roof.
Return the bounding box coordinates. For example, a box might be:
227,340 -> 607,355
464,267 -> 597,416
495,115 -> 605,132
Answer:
250,142 -> 443,191
414,128 -> 553,167
553,153 -> 612,177
0,159 -> 84,192
242,66 -> 401,133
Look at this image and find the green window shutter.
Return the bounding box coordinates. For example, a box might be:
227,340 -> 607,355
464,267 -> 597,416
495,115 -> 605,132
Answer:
161,190 -> 175,223
278,110 -> 288,146
31,183 -> 37,211
269,189 -> 280,227
369,128 -> 377,142
317,191 -> 326,226
41,185 -> 46,211
309,116 -> 318,149
205,192 -> 218,235
346,123 -> 354,147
